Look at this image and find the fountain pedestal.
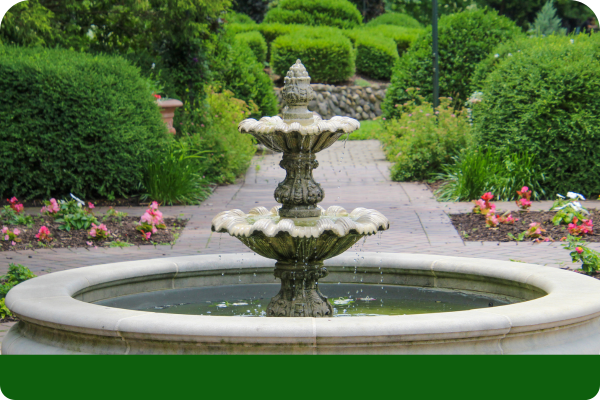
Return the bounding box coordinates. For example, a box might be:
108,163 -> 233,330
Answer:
267,263 -> 333,317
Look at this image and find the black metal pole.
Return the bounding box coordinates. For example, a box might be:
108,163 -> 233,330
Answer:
432,0 -> 440,111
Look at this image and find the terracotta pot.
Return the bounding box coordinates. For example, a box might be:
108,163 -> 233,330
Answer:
156,99 -> 183,134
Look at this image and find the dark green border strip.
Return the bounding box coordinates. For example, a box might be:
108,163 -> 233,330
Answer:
0,356 -> 599,400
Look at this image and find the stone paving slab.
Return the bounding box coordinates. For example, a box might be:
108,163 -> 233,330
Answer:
2,139 -> 599,347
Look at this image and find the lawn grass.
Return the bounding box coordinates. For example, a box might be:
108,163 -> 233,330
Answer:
338,119 -> 383,141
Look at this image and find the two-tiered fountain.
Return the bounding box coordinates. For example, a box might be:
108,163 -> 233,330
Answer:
5,61 -> 600,355
212,60 -> 389,317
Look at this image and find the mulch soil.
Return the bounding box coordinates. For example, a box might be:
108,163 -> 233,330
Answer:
450,209 -> 600,243
1,215 -> 187,252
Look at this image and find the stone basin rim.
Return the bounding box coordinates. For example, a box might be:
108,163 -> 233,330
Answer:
4,252 -> 600,354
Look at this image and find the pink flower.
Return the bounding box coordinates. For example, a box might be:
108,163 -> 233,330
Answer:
521,186 -> 529,193
87,241 -> 93,246
13,228 -> 20,235
1,227 -> 7,234
35,226 -> 51,241
518,198 -> 532,209
14,204 -> 24,213
8,197 -> 17,204
41,198 -> 60,214
576,247 -> 584,254
481,192 -> 494,201
7,197 -> 24,213
89,223 -> 109,239
88,202 -> 95,209
485,214 -> 499,227
11,241 -> 16,246
4,235 -> 8,241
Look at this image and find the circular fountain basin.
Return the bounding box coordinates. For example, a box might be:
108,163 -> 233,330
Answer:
4,253 -> 600,354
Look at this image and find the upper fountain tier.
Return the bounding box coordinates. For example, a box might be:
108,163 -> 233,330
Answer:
238,60 -> 360,154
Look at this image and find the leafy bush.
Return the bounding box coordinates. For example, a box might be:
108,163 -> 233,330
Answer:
226,11 -> 258,24
383,8 -> 521,119
236,31 -> 268,63
264,0 -> 363,29
435,150 -> 547,202
0,263 -> 36,319
142,139 -> 212,205
365,12 -> 421,29
0,46 -> 168,201
381,91 -> 474,181
182,88 -> 258,184
257,23 -> 302,49
227,23 -> 260,36
211,35 -> 278,118
473,34 -> 600,197
52,198 -> 99,231
354,34 -> 399,80
271,27 -> 355,83
344,26 -> 421,56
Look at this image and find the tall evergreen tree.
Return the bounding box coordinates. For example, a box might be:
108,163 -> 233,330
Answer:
531,1 -> 566,36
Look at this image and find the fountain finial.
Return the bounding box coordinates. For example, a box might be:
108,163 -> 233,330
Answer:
281,59 -> 315,125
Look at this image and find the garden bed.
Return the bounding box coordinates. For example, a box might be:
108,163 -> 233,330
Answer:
450,209 -> 600,242
1,216 -> 187,252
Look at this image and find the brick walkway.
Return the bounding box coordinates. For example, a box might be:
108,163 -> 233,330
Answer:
2,139 -> 599,345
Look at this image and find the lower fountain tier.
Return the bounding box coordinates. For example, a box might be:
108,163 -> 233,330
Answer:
211,205 -> 390,264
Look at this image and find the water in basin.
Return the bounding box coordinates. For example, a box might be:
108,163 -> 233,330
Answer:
94,284 -> 520,317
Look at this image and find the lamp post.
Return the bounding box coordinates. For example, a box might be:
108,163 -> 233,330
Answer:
432,0 -> 440,111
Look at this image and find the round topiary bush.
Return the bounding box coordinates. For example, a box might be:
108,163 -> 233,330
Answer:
382,8 -> 521,119
271,27 -> 355,83
354,34 -> 399,80
365,12 -> 422,29
235,31 -> 268,63
264,0 -> 363,30
473,34 -> 600,197
0,46 -> 168,200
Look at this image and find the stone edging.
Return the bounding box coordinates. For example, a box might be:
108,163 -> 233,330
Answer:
3,252 -> 600,354
275,83 -> 390,121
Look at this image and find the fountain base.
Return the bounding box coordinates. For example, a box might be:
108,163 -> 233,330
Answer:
267,262 -> 333,317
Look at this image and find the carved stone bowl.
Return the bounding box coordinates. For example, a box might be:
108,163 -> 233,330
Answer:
211,206 -> 389,264
238,115 -> 359,154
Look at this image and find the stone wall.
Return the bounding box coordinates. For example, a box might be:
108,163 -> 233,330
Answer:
275,83 -> 390,121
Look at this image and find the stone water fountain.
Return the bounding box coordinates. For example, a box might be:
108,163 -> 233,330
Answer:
211,60 -> 389,317
4,61 -> 600,355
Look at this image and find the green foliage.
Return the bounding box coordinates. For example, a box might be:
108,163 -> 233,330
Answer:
383,8 -> 521,118
0,46 -> 168,201
473,34 -> 600,198
236,31 -> 268,63
257,23 -> 302,49
354,34 -> 399,80
383,0 -> 475,25
435,149 -> 546,202
53,199 -> 98,231
232,0 -> 270,23
0,298 -> 10,320
338,120 -> 384,140
226,11 -> 258,24
562,235 -> 600,275
365,12 -> 422,29
382,92 -> 474,181
0,263 -> 36,300
550,194 -> 588,225
142,139 -> 212,205
0,0 -> 56,47
182,88 -> 257,184
0,206 -> 34,227
344,26 -> 422,56
211,35 -> 278,118
530,1 -> 566,36
227,23 -> 260,36
271,27 -> 355,83
264,0 -> 363,29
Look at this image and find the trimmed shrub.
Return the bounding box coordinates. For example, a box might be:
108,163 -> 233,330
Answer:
382,8 -> 521,119
271,27 -> 355,83
227,23 -> 260,36
236,31 -> 268,63
257,23 -> 302,59
473,34 -> 600,197
381,91 -> 474,181
345,26 -> 422,55
365,12 -> 421,29
264,0 -> 363,29
354,34 -> 398,80
0,46 -> 168,200
226,11 -> 257,24
211,36 -> 278,119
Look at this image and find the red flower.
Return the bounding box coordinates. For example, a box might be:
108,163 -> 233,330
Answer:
153,94 -> 161,100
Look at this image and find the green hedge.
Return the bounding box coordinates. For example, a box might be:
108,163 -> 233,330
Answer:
345,26 -> 423,55
226,11 -> 257,24
355,34 -> 399,80
365,12 -> 422,29
473,34 -> 600,197
235,31 -> 268,63
0,46 -> 167,200
383,8 -> 521,119
227,22 -> 260,36
271,27 -> 355,83
264,0 -> 362,29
